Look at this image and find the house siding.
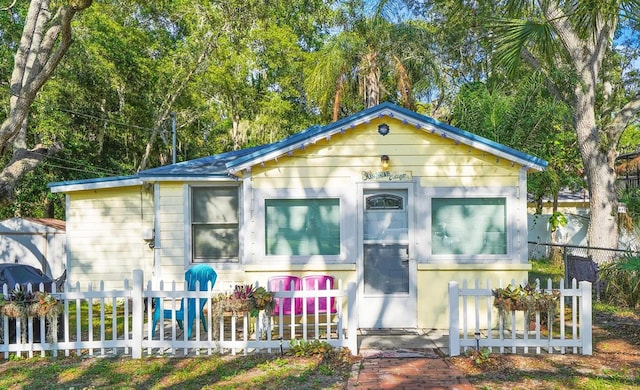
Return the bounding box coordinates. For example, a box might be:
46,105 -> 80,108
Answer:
249,119 -> 518,187
242,118 -> 528,329
155,183 -> 188,284
417,264 -> 530,328
54,105 -> 540,330
66,186 -> 153,289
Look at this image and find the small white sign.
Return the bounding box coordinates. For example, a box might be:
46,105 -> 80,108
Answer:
618,203 -> 627,214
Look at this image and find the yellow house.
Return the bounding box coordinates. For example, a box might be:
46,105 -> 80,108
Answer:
48,103 -> 547,329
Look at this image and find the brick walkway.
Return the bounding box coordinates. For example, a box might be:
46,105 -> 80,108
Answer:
347,355 -> 473,390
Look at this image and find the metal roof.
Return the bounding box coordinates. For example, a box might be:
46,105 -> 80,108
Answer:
48,175 -> 141,193
137,145 -> 264,178
47,102 -> 547,193
226,102 -> 547,172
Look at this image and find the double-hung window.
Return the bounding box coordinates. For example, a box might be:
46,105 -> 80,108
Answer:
431,197 -> 507,255
265,198 -> 340,256
191,186 -> 239,262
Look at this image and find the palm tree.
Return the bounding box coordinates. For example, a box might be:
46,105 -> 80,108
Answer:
486,1 -> 640,254
305,2 -> 440,121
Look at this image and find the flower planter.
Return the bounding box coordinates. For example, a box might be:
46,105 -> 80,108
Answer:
492,283 -> 560,316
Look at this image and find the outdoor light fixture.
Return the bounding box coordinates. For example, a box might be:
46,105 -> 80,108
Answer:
378,123 -> 390,136
142,228 -> 155,249
381,155 -> 390,171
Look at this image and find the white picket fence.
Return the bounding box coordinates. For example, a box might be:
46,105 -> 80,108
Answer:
0,270 -> 358,359
448,279 -> 592,356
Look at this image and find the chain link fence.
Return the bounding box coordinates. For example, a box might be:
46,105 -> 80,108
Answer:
528,241 -> 640,302
528,241 -> 637,265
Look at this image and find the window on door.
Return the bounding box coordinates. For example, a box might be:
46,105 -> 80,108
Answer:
364,193 -> 408,242
431,197 -> 507,255
191,186 -> 239,262
265,198 -> 341,256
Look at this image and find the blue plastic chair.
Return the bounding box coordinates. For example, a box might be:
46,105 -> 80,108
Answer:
152,264 -> 217,339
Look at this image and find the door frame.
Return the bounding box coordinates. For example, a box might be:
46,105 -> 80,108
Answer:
356,180 -> 417,328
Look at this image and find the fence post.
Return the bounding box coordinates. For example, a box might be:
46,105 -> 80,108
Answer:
132,270 -> 144,359
346,282 -> 358,356
579,281 -> 592,355
448,281 -> 460,356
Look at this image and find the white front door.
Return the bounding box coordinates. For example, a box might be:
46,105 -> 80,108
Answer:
359,189 -> 416,328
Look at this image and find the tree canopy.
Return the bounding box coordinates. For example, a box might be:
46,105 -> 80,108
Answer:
0,0 -> 638,252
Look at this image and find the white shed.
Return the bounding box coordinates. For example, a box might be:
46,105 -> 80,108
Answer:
0,218 -> 66,280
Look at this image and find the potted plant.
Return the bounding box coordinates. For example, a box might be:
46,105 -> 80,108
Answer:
248,286 -> 275,317
1,286 -> 35,318
0,287 -> 62,343
211,284 -> 276,318
211,284 -> 252,317
492,283 -> 560,317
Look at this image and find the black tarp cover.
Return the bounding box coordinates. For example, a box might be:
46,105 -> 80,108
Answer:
0,264 -> 53,292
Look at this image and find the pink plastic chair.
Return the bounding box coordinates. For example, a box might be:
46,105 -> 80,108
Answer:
302,275 -> 336,314
268,276 -> 302,315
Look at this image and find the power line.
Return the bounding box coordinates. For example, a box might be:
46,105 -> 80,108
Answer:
30,149 -> 130,177
60,109 -> 159,132
43,162 -> 123,177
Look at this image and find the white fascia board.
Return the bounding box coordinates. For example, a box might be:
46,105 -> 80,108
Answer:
230,107 -> 546,173
139,175 -> 239,183
49,178 -> 143,193
418,121 -> 546,171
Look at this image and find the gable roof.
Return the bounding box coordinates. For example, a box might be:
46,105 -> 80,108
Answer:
225,102 -> 547,173
49,102 -> 547,193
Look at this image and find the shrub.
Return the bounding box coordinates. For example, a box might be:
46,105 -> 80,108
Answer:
599,253 -> 640,309
288,339 -> 333,357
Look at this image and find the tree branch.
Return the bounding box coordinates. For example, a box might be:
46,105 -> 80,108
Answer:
542,1 -> 582,68
606,93 -> 640,141
138,38 -> 216,171
0,0 -> 92,203
0,143 -> 63,205
0,0 -> 17,11
520,48 -> 569,104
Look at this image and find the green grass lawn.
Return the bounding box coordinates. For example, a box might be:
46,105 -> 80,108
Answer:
63,300 -> 130,340
0,350 -> 354,389
529,258 -> 565,284
1,259 -> 637,389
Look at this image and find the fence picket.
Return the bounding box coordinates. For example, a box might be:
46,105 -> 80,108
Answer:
448,278 -> 592,356
0,270 -> 354,359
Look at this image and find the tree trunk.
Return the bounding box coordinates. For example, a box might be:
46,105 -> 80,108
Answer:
362,51 -> 380,108
332,74 -> 344,122
544,2 -> 619,254
550,192 -> 563,267
0,0 -> 92,204
574,80 -> 619,259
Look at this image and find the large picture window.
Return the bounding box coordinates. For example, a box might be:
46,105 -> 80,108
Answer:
431,198 -> 507,255
265,199 -> 340,256
192,187 -> 239,262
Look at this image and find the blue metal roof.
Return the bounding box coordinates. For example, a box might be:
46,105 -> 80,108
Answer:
227,102 -> 547,171
48,102 -> 547,192
48,146 -> 263,191
137,145 -> 264,177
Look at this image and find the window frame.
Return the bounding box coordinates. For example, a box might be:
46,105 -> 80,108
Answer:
417,186 -> 518,264
187,184 -> 241,264
253,188 -> 351,265
264,198 -> 341,257
431,197 -> 508,256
